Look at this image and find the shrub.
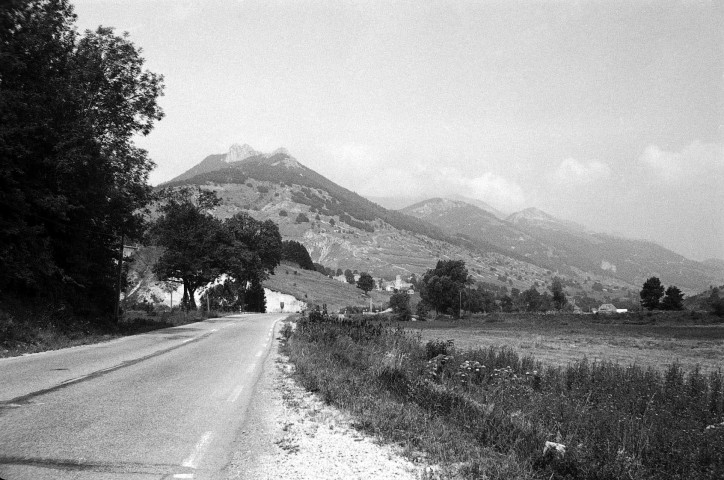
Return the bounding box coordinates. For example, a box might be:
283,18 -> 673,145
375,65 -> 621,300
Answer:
295,213 -> 309,223
279,209 -> 288,217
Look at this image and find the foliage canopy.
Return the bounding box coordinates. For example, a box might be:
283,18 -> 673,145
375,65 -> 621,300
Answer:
0,0 -> 164,313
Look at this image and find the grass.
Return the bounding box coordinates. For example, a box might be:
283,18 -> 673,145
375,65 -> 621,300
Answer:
412,313 -> 724,374
282,313 -> 724,480
0,302 -> 223,358
264,261 -> 391,313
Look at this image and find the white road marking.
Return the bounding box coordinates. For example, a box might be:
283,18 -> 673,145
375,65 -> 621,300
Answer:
173,474 -> 194,479
182,431 -> 214,469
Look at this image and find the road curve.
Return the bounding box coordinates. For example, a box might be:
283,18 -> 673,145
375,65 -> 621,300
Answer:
0,313 -> 286,480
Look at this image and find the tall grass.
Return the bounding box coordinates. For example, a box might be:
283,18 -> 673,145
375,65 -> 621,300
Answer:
282,316 -> 724,479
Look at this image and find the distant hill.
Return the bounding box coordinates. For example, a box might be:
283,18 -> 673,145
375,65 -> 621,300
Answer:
402,198 -> 724,292
506,207 -> 588,232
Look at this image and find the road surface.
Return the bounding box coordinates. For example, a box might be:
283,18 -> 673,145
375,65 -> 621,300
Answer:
0,313 -> 286,480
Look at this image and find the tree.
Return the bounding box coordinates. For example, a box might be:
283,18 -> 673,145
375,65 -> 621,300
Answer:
661,285 -> 684,311
521,287 -> 541,312
640,277 -> 665,310
709,287 -> 724,318
344,269 -> 355,284
281,240 -> 314,270
389,292 -> 412,321
419,260 -> 470,316
222,212 -> 282,306
356,272 -> 375,295
416,300 -> 431,319
150,190 -> 226,310
244,279 -> 266,313
295,213 -> 309,223
152,192 -> 282,310
224,213 -> 282,280
0,1 -> 163,313
551,277 -> 567,310
336,268 -> 343,276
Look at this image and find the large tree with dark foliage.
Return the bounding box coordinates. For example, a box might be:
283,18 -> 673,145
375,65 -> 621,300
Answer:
388,292 -> 411,321
356,272 -> 375,295
640,276 -> 665,310
152,189 -> 282,310
419,260 -> 470,316
150,189 -> 225,310
281,240 -> 314,270
550,277 -> 567,310
661,285 -> 684,311
0,0 -> 164,313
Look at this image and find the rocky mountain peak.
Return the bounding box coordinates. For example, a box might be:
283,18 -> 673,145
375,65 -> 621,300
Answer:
226,143 -> 260,163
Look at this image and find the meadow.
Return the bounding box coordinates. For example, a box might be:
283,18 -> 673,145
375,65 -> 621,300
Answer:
264,262 -> 391,313
282,313 -> 724,479
412,313 -> 724,373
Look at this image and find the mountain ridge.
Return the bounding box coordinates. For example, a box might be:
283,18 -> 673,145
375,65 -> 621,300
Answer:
158,144 -> 723,293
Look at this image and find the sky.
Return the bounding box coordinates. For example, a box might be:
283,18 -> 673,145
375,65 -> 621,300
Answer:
73,0 -> 723,261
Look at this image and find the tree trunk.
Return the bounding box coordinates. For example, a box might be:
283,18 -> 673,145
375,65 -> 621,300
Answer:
182,282 -> 188,310
182,280 -> 198,310
187,286 -> 197,310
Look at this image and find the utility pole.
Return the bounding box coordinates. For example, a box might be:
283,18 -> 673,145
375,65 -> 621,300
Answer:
115,232 -> 124,323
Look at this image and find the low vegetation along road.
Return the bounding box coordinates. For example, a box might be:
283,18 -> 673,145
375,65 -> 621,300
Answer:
0,313 -> 286,480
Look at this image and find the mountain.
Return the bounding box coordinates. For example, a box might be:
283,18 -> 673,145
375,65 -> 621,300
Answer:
154,145 -> 567,292
149,143 -> 722,301
401,198 -> 534,249
703,258 -> 724,270
168,143 -> 261,183
506,207 -> 587,233
402,199 -> 724,292
446,194 -> 507,219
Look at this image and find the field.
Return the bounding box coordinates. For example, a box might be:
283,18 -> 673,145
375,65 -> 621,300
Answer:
264,262 -> 391,313
283,313 -> 724,479
412,313 -> 724,373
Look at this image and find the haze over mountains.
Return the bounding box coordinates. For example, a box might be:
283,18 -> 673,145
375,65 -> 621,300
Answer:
161,144 -> 724,295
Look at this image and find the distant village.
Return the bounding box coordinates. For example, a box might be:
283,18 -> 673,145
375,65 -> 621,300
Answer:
332,273 -> 416,295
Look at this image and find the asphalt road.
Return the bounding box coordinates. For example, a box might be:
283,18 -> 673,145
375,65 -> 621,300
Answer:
0,313 -> 286,480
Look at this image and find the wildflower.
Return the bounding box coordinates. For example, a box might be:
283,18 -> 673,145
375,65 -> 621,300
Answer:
543,441 -> 566,458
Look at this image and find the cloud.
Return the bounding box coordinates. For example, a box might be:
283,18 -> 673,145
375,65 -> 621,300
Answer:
459,172 -> 526,209
639,141 -> 723,183
323,143 -> 527,210
549,158 -> 611,185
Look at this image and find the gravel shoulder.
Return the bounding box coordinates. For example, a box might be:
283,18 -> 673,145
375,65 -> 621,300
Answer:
225,323 -> 424,479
